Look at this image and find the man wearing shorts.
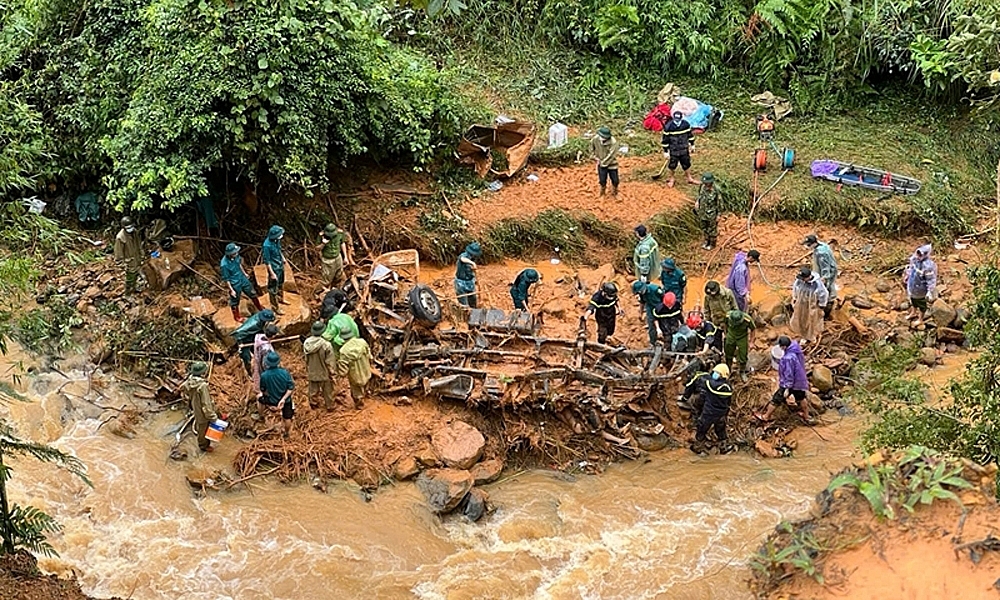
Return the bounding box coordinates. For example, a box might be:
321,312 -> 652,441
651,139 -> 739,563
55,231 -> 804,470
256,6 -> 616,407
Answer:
661,111 -> 699,188
756,336 -> 812,422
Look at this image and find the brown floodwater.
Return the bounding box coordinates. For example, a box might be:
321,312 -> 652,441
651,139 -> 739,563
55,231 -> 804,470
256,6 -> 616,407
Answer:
5,351 -> 864,600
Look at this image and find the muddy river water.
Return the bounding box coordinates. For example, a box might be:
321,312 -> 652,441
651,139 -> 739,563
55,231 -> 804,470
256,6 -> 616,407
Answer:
5,357 -> 865,600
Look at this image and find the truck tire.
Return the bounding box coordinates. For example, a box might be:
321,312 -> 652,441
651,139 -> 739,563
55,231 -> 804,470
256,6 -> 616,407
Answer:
409,284 -> 442,324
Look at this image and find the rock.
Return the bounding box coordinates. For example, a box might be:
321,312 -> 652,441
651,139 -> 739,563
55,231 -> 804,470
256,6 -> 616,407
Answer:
851,295 -> 875,309
953,307 -> 969,328
187,297 -> 216,318
458,488 -> 489,522
875,279 -> 892,293
810,365 -> 834,393
945,343 -> 960,354
431,420 -> 486,470
88,342 -> 112,365
770,314 -> 788,328
754,439 -> 780,458
918,347 -> 938,367
805,391 -> 824,411
144,239 -> 197,292
746,351 -> 771,373
83,285 -> 102,300
926,299 -> 957,329
416,468 -> 474,514
635,432 -> 670,452
416,447 -> 440,468
212,291 -> 312,344
394,456 -> 421,481
895,301 -> 910,312
470,458 -> 504,484
185,467 -> 220,490
540,297 -> 576,319
752,314 -> 767,329
575,264 -> 615,294
755,295 -> 787,322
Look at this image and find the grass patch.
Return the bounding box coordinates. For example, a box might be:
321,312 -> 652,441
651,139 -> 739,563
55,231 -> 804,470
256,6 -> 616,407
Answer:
481,208 -> 629,261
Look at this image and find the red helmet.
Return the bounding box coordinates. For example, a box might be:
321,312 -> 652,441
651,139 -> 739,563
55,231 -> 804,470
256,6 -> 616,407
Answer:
686,312 -> 703,329
663,291 -> 676,307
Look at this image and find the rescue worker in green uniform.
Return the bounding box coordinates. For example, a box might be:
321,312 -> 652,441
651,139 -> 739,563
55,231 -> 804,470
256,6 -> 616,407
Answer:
262,225 -> 287,314
454,242 -> 482,308
633,280 -> 665,347
510,268 -> 540,310
220,242 -> 263,323
114,216 -> 144,294
723,309 -> 756,374
319,223 -> 351,290
181,361 -> 218,453
659,257 -> 687,305
259,350 -> 295,439
233,309 -> 276,373
695,173 -> 720,250
704,280 -> 739,332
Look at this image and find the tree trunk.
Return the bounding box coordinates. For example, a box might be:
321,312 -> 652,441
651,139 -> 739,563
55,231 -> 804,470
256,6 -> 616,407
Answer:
0,449 -> 15,554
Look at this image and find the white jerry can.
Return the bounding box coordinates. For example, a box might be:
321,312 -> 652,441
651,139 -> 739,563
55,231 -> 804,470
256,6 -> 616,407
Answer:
548,122 -> 568,149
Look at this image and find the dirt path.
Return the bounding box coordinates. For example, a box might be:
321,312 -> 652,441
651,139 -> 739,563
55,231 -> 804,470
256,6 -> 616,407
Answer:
462,156 -> 692,231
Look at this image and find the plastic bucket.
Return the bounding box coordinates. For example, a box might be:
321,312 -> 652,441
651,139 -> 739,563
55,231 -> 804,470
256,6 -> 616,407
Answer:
770,346 -> 785,371
205,419 -> 228,444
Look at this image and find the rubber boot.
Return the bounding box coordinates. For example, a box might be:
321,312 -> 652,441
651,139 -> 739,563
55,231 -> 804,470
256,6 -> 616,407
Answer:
269,292 -> 284,315
231,306 -> 244,323
612,185 -> 619,197
250,296 -> 264,313
599,185 -> 606,197
278,290 -> 289,305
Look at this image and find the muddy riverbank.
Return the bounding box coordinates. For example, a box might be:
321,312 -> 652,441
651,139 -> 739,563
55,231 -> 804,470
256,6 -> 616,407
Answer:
8,362 -> 862,599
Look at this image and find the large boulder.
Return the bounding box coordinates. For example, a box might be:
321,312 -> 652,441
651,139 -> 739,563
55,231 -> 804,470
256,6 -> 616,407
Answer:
755,294 -> 787,322
746,351 -> 771,373
416,469 -> 474,514
431,420 -> 486,470
810,365 -> 835,393
851,295 -> 875,309
252,262 -> 298,294
144,239 -> 197,292
635,432 -> 671,452
926,299 -> 957,329
212,292 -> 312,344
575,264 -> 615,295
470,458 -> 504,485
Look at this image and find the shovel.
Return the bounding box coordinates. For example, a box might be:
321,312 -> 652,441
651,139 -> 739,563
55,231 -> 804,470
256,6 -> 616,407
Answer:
651,157 -> 670,180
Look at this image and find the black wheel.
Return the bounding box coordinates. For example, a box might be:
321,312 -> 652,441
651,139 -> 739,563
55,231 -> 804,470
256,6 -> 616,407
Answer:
408,284 -> 442,324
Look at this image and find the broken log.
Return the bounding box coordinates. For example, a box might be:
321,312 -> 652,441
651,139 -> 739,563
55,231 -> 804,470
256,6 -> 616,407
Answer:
937,327 -> 966,344
847,315 -> 869,336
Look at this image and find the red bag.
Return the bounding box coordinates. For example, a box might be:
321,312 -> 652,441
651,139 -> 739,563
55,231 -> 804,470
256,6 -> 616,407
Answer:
643,103 -> 672,132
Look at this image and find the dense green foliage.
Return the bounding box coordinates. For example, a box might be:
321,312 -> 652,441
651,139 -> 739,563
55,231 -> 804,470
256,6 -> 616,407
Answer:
0,0 -> 472,210
859,262 -> 1000,474
415,0 -> 998,115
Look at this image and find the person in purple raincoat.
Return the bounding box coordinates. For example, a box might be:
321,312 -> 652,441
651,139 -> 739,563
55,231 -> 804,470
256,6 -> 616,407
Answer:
903,244 -> 937,329
725,249 -> 760,312
756,336 -> 812,422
